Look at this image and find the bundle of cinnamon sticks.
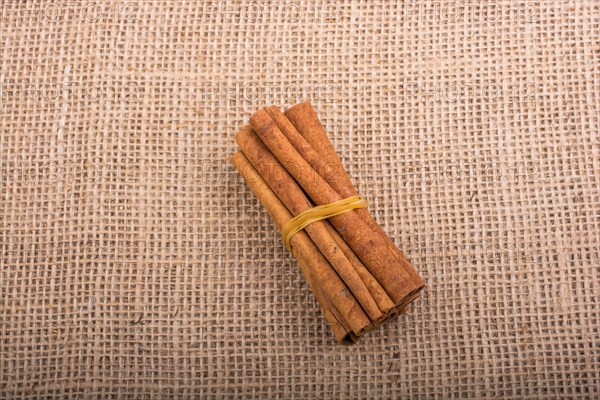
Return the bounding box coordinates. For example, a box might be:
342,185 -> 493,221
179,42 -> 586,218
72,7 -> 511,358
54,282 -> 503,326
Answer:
231,102 -> 424,344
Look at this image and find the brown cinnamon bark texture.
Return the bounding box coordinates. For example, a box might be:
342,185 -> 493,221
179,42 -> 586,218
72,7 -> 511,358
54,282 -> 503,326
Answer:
236,127 -> 383,323
231,103 -> 424,344
322,221 -> 395,315
249,110 -> 424,305
231,151 -> 366,341
281,103 -> 424,287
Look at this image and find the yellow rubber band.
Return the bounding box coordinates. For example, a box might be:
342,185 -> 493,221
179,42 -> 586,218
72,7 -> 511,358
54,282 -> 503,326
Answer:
282,195 -> 368,251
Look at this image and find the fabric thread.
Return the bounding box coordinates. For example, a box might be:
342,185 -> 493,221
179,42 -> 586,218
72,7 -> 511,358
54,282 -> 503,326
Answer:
0,1 -> 598,398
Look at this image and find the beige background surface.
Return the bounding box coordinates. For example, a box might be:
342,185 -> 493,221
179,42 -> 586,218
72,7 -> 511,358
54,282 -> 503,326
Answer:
1,1 -> 599,398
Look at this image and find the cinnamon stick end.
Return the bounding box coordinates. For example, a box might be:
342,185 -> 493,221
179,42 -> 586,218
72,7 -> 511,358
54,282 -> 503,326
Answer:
249,108 -> 276,135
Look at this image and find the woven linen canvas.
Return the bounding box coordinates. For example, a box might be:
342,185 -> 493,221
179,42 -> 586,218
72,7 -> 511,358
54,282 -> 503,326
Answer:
1,1 -> 599,398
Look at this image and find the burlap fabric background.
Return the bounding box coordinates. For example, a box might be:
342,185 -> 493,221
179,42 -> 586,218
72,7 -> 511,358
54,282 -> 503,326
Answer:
1,1 -> 599,398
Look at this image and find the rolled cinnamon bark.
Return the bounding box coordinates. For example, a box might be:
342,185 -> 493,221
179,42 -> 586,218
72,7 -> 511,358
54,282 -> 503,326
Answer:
283,102 -> 342,173
283,102 -> 423,285
265,106 -> 401,314
235,127 -> 384,323
322,221 -> 395,314
231,151 -> 364,342
249,110 -> 424,305
267,105 -> 351,192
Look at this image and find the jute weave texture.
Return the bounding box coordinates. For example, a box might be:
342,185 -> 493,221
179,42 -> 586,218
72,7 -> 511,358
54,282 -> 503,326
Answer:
1,1 -> 599,398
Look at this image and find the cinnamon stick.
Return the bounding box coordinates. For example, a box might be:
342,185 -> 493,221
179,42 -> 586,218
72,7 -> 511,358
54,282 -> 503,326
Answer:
265,106 -> 402,315
322,221 -> 395,315
235,127 -> 384,323
249,110 -> 424,305
231,151 -> 364,342
284,102 -> 422,285
283,102 -> 342,173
